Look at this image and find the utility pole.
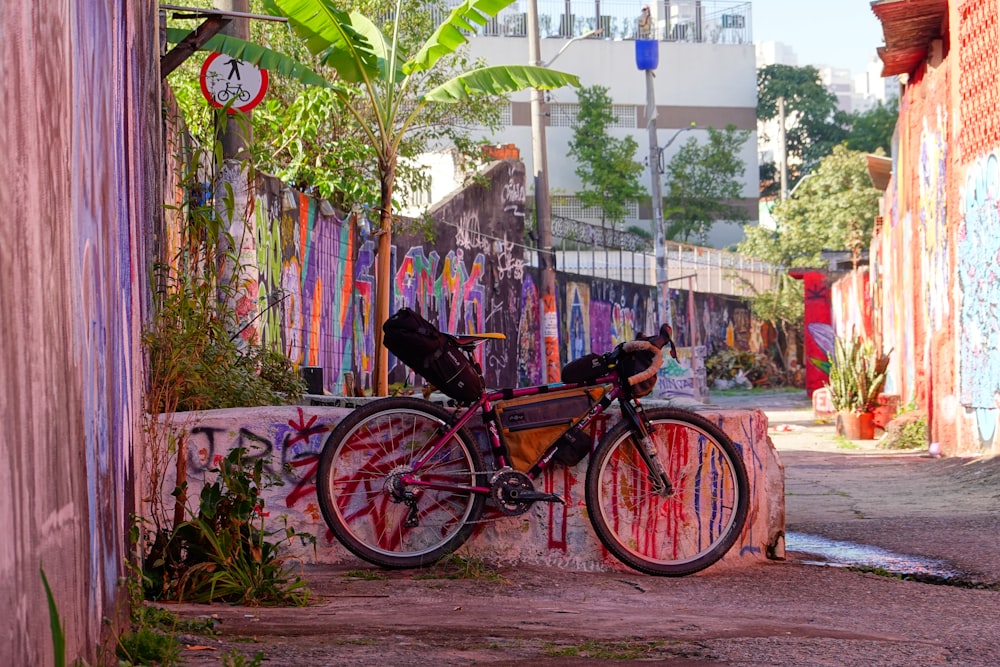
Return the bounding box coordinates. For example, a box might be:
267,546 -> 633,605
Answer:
636,29 -> 668,328
526,0 -> 561,383
527,0 -> 554,303
527,4 -> 600,383
215,0 -> 250,160
778,96 -> 788,200
213,1 -> 254,332
647,69 -> 669,326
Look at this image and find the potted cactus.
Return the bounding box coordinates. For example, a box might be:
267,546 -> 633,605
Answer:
825,333 -> 891,439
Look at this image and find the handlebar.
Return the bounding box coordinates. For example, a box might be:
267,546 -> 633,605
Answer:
614,323 -> 678,390
622,339 -> 663,388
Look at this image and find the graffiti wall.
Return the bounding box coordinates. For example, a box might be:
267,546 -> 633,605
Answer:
242,160 -> 688,395
252,178 -> 364,393
957,152 -> 1000,448
861,2 -> 1000,456
160,403 -> 784,573
392,161 -> 528,390
1,1 -> 153,663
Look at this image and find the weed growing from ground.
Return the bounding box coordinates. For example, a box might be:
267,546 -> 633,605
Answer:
412,554 -> 507,582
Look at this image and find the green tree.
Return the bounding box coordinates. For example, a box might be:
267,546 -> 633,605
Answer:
737,272 -> 803,375
757,64 -> 849,195
738,144 -> 879,371
567,85 -> 646,228
662,125 -> 749,243
845,98 -> 898,155
739,144 -> 880,268
166,0 -> 579,394
167,0 -> 505,215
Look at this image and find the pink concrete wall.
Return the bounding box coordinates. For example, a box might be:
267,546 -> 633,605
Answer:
160,404 -> 783,573
864,1 -> 1000,456
0,1 -> 155,663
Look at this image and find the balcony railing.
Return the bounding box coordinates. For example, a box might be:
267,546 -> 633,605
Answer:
430,0 -> 752,44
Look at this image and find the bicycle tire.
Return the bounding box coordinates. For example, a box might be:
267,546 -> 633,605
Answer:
585,407 -> 749,576
317,397 -> 486,569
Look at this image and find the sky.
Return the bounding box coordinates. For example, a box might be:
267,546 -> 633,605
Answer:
750,0 -> 886,75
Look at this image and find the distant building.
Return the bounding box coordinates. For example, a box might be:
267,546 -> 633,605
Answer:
755,40 -> 899,113
755,39 -> 798,68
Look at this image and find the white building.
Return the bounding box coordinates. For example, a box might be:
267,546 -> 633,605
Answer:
410,0 -> 759,250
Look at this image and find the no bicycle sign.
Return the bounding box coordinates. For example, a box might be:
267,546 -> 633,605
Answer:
199,52 -> 268,113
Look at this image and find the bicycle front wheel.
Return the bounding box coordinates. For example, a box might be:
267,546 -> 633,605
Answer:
586,407 -> 749,576
317,397 -> 486,569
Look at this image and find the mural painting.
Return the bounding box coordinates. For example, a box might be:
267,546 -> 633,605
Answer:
163,403 -> 781,572
222,161 -> 769,401
789,270 -> 833,397
958,151 -> 1000,446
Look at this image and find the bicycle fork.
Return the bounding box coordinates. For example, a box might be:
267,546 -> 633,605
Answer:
620,399 -> 674,497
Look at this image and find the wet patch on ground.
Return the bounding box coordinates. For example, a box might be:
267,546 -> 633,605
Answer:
784,531 -> 999,588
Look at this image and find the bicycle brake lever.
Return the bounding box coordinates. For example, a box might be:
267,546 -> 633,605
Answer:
659,324 -> 678,360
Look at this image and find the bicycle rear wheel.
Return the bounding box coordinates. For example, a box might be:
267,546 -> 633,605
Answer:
317,397 -> 486,569
585,407 -> 749,576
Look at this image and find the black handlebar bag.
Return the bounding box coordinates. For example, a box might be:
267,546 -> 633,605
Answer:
382,308 -> 484,403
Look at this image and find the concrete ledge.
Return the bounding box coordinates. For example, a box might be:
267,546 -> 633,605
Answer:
154,400 -> 784,573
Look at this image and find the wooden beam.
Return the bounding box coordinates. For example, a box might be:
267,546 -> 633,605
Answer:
160,15 -> 231,78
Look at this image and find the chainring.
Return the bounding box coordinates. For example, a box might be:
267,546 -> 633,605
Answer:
490,469 -> 535,516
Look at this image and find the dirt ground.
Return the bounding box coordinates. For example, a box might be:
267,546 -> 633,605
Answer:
168,391 -> 1000,666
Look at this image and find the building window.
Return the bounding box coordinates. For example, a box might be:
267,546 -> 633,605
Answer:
552,195 -> 639,220
549,103 -> 636,128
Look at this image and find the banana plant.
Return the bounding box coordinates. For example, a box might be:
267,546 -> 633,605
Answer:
271,0 -> 578,395
168,0 -> 579,395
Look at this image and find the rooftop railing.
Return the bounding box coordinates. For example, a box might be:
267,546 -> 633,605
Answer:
528,216 -> 777,297
430,0 -> 752,44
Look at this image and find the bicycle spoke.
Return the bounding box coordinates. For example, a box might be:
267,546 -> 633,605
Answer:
587,409 -> 748,575
318,401 -> 485,565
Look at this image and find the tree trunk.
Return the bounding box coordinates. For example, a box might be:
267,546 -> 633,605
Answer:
373,161 -> 394,396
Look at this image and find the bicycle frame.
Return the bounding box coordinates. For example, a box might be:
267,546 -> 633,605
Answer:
400,371 -> 659,495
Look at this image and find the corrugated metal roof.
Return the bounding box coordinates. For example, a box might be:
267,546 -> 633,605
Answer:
871,0 -> 948,77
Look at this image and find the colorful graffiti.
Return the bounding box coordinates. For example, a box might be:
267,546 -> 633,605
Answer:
789,270 -> 833,396
252,186 -> 363,393
239,161 -> 767,398
164,404 -> 781,571
920,109 -> 950,332
958,152 -> 1000,444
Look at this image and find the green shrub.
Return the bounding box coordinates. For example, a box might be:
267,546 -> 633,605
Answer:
825,333 -> 890,413
706,349 -> 779,386
143,280 -> 305,414
879,413 -> 927,450
141,447 -> 312,606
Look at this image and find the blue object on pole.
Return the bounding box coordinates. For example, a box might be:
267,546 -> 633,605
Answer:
635,39 -> 659,70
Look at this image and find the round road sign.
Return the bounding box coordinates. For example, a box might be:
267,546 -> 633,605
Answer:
199,51 -> 268,113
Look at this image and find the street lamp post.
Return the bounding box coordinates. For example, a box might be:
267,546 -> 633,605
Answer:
635,34 -> 670,328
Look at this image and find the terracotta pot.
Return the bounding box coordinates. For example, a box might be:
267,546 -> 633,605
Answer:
836,410 -> 876,440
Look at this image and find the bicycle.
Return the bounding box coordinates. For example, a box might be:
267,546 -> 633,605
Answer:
214,82 -> 251,104
316,312 -> 749,576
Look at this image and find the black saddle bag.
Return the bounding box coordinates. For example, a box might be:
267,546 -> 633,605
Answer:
382,308 -> 484,403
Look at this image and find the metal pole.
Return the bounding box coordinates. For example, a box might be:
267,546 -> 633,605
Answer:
778,96 -> 788,200
647,69 -> 669,327
215,0 -> 250,160
527,0 -> 551,293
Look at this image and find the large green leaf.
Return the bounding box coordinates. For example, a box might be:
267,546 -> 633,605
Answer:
270,0 -> 382,85
406,0 -> 515,75
165,27 -> 329,88
422,65 -> 580,103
